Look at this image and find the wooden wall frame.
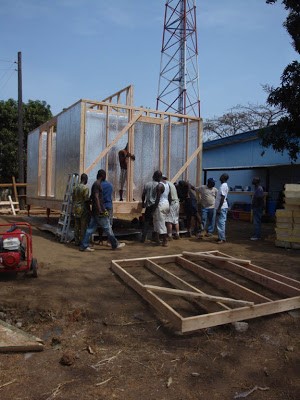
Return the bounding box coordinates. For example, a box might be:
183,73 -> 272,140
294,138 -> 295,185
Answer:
111,251 -> 300,334
27,85 -> 202,213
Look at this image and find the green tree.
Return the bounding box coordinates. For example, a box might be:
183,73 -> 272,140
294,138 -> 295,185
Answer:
259,0 -> 300,161
0,99 -> 52,182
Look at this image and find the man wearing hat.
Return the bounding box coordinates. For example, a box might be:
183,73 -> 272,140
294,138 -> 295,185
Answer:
192,178 -> 218,237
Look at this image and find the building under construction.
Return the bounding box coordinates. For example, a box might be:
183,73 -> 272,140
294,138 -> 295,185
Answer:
26,85 -> 203,213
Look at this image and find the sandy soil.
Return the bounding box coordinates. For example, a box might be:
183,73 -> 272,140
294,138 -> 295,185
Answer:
0,213 -> 299,400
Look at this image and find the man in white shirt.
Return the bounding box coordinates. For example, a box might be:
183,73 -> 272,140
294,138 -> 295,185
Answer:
215,173 -> 229,243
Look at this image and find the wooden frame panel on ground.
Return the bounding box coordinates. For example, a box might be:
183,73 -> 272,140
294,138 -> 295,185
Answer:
111,251 -> 300,334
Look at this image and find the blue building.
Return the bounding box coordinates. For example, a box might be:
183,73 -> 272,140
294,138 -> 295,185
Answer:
202,129 -> 300,215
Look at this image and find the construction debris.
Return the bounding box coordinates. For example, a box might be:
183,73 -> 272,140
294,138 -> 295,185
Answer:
0,319 -> 43,352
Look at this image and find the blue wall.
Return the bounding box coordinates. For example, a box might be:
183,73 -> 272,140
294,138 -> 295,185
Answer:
202,130 -> 300,206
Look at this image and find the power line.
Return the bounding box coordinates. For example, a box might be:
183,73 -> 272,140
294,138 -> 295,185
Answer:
0,59 -> 15,63
0,67 -> 16,95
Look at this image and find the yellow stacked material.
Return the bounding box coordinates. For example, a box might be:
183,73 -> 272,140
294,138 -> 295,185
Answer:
275,185 -> 300,248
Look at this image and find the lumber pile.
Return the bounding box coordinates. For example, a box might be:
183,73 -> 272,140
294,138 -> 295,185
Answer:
275,184 -> 300,249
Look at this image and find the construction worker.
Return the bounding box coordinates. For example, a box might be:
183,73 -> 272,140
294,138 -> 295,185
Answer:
72,173 -> 90,246
118,143 -> 135,201
80,169 -> 125,251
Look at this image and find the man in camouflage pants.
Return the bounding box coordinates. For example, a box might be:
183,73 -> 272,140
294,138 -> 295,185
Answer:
73,173 -> 90,246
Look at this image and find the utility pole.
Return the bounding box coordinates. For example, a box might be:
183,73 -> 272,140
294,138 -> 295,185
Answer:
156,0 -> 200,117
17,51 -> 25,209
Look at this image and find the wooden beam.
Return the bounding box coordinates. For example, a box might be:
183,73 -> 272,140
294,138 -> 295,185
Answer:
144,285 -> 254,307
196,119 -> 203,187
185,120 -> 189,181
181,296 -> 300,333
145,259 -> 228,313
8,196 -> 17,215
111,260 -> 183,330
209,259 -> 300,298
183,251 -> 251,265
84,112 -> 143,174
116,255 -> 181,268
113,201 -> 143,214
216,251 -> 300,290
171,143 -> 202,183
11,176 -> 19,203
167,116 -> 171,179
0,319 -> 43,352
177,256 -> 271,303
0,183 -> 27,188
79,101 -> 86,174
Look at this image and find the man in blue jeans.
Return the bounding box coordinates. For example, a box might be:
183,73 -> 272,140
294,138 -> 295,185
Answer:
80,169 -> 125,252
250,177 -> 264,240
215,173 -> 229,244
192,178 -> 218,237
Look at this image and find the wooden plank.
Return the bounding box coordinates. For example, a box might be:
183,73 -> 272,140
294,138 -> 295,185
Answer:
176,257 -> 271,303
196,119 -> 202,187
167,116 -> 171,179
84,111 -> 143,174
144,285 -> 254,307
285,184 -> 300,191
183,251 -> 251,265
145,259 -> 228,313
171,143 -> 202,184
185,119 -> 189,181
117,255 -> 180,268
181,296 -> 300,333
8,195 -> 16,215
113,201 -> 143,214
11,176 -> 19,203
209,259 -> 300,298
79,100 -> 86,173
0,319 -> 43,352
0,183 -> 27,188
216,251 -> 300,290
111,261 -> 182,330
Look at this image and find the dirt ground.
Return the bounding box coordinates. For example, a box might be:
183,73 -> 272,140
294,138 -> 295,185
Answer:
0,212 -> 299,400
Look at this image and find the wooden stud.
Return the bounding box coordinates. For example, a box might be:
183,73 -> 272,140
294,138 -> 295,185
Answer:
207,258 -> 300,298
183,251 -> 251,265
111,260 -> 183,330
84,112 -> 143,175
144,285 -> 254,307
11,176 -> 19,204
171,143 -> 203,183
176,256 -> 271,303
145,259 -> 228,313
216,251 -> 300,290
181,296 -> 300,333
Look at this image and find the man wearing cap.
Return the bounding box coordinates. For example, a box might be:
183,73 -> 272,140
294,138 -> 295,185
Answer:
193,178 -> 218,237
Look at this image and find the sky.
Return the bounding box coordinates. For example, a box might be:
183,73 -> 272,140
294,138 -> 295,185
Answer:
0,0 -> 298,120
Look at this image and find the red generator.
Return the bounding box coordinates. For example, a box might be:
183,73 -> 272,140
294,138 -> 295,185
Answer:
0,223 -> 38,277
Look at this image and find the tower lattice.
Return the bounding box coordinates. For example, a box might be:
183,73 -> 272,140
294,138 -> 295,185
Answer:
156,0 -> 200,117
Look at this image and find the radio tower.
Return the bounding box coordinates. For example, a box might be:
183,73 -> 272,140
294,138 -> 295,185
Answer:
156,0 -> 200,117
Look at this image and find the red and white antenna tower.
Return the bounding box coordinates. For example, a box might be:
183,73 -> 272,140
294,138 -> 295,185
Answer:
156,0 -> 200,117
